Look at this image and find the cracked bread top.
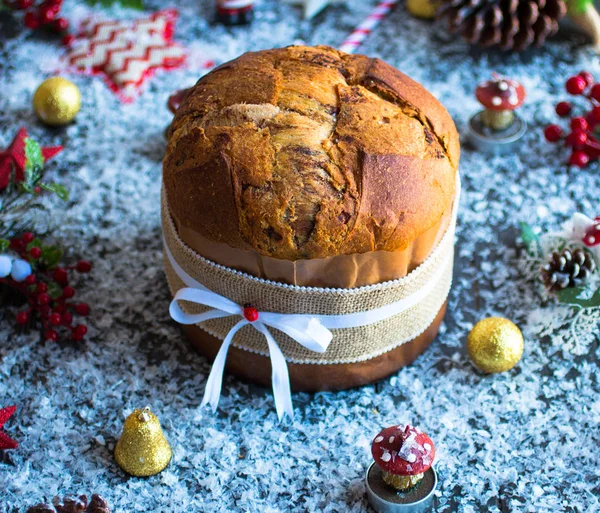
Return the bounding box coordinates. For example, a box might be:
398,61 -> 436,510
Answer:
163,45 -> 460,261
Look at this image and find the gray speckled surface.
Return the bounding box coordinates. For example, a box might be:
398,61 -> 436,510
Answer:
1,1 -> 600,512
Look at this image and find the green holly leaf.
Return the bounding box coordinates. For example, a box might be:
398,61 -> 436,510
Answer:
41,182 -> 69,201
25,137 -> 44,173
0,239 -> 9,252
556,286 -> 600,309
119,0 -> 144,7
42,245 -> 63,268
26,238 -> 43,252
86,0 -> 144,9
48,281 -> 63,300
519,222 -> 540,256
23,137 -> 44,191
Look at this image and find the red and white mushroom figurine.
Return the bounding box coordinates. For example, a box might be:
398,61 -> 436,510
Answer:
476,75 -> 526,131
371,424 -> 435,491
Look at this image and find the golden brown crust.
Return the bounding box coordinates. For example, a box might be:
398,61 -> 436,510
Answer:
164,45 -> 459,260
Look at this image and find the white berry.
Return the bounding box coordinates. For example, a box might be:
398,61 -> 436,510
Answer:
11,259 -> 32,282
0,255 -> 12,278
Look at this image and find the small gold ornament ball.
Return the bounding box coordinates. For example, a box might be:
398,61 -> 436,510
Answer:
406,0 -> 440,19
114,407 -> 172,477
467,317 -> 524,374
33,77 -> 81,126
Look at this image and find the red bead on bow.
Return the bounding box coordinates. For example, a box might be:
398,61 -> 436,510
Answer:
243,305 -> 259,323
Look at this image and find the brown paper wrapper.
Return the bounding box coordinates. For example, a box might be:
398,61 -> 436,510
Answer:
174,208 -> 452,289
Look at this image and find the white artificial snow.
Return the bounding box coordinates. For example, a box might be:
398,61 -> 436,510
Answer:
0,0 -> 599,512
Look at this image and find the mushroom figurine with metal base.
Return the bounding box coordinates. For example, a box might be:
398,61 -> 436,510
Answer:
468,75 -> 527,154
366,425 -> 437,513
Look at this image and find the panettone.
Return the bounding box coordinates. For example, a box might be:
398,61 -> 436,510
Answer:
162,45 -> 460,393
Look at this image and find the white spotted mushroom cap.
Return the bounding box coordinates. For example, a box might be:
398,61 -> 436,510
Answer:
371,425 -> 435,476
476,75 -> 526,112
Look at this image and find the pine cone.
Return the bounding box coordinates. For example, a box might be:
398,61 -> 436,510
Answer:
541,248 -> 596,292
26,495 -> 109,513
437,0 -> 567,51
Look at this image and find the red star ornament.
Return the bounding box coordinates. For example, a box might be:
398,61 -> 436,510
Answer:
0,127 -> 63,190
0,405 -> 18,450
64,9 -> 187,103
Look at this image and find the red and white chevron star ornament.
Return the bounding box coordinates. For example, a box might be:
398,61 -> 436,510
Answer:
64,10 -> 187,102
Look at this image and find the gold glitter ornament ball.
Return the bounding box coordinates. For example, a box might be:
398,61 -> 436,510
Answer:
467,317 -> 524,373
114,407 -> 172,477
33,77 -> 81,126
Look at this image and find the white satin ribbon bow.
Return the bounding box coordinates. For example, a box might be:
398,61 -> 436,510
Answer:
165,243 -> 332,421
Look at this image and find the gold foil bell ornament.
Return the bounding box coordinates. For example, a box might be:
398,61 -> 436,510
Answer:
467,317 -> 524,373
114,407 -> 172,477
33,77 -> 81,126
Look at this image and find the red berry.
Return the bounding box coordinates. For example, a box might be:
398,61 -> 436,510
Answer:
37,293 -> 50,305
74,303 -> 90,316
62,34 -> 75,46
29,247 -> 42,259
39,5 -> 59,23
591,106 -> 600,123
16,311 -> 29,325
579,71 -> 594,86
10,238 -> 25,251
555,102 -> 572,117
62,312 -> 73,325
62,286 -> 75,298
44,329 -> 59,342
17,0 -> 34,8
569,151 -> 590,168
34,186 -> 41,194
53,268 -> 69,285
25,274 -> 37,285
24,11 -> 40,29
76,260 -> 92,273
243,305 -> 259,322
73,324 -> 87,339
565,130 -> 588,148
49,313 -> 62,326
36,282 -> 48,293
22,232 -> 34,243
570,117 -> 589,132
53,17 -> 68,32
544,125 -> 563,142
591,84 -> 600,102
566,76 -> 587,95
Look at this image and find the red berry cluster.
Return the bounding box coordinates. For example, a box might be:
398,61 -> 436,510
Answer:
2,232 -> 92,343
5,0 -> 69,36
544,71 -> 600,169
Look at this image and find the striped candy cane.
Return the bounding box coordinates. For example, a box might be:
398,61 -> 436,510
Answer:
339,0 -> 398,54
